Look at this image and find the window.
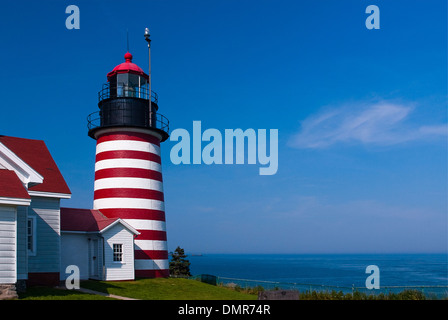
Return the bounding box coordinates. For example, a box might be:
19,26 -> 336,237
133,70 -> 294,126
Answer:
27,216 -> 36,255
113,244 -> 123,262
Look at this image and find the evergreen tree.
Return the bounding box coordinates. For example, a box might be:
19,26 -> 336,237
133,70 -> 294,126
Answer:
169,246 -> 191,277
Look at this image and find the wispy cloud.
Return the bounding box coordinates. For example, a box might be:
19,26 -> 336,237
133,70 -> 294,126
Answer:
288,101 -> 447,149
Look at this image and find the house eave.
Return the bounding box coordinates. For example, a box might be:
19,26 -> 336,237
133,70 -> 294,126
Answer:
0,142 -> 44,186
0,196 -> 31,206
99,218 -> 140,235
29,191 -> 72,199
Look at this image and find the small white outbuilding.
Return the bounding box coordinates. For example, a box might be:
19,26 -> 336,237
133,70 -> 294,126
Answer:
60,208 -> 140,281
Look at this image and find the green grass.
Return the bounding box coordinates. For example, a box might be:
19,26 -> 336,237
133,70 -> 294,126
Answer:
18,278 -> 257,300
18,286 -> 116,300
80,278 -> 258,300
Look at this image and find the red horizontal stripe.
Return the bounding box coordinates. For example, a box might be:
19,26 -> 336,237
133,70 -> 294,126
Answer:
134,250 -> 168,260
135,269 -> 169,278
99,208 -> 166,221
98,131 -> 160,146
94,188 -> 164,201
95,168 -> 163,181
136,230 -> 167,241
95,150 -> 161,163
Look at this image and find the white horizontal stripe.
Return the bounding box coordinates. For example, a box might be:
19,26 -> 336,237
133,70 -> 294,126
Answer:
94,178 -> 164,192
96,140 -> 160,156
93,198 -> 165,211
95,158 -> 162,172
134,240 -> 168,251
123,219 -> 166,231
134,259 -> 169,270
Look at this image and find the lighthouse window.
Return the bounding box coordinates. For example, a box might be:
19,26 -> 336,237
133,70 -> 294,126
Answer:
128,74 -> 140,98
128,74 -> 139,87
117,74 -> 128,97
113,244 -> 123,262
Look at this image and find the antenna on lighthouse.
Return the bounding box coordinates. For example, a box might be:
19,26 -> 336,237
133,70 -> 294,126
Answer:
144,27 -> 152,125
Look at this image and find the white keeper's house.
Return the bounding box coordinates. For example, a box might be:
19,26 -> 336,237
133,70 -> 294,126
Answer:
0,135 -> 72,293
0,135 -> 140,299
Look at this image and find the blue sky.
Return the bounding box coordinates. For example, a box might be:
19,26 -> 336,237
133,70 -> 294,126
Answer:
0,0 -> 446,254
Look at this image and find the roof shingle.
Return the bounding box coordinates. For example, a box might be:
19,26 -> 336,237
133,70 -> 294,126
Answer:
0,169 -> 31,200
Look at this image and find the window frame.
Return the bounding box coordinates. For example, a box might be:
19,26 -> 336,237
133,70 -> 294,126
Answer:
27,216 -> 37,256
112,243 -> 124,263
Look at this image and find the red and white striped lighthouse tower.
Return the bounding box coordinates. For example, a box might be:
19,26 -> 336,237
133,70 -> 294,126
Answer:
87,30 -> 170,278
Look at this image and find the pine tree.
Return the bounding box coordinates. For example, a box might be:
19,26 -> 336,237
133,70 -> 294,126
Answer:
169,246 -> 191,277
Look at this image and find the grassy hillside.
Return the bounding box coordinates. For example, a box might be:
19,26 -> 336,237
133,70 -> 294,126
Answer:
19,278 -> 258,300
81,278 -> 258,300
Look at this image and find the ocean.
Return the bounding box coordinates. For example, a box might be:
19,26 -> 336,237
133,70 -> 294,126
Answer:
188,253 -> 448,296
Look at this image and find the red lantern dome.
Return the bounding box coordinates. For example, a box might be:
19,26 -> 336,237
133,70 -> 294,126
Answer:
106,52 -> 149,81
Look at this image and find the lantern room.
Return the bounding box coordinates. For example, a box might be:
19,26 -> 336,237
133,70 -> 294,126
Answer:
105,52 -> 152,100
87,52 -> 169,141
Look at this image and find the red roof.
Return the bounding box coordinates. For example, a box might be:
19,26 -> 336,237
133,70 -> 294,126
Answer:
0,169 -> 31,200
106,52 -> 149,80
60,207 -> 118,232
0,136 -> 71,195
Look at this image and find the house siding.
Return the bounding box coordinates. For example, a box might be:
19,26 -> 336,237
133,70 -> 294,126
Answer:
0,206 -> 17,284
27,197 -> 61,274
103,224 -> 135,281
16,206 -> 28,280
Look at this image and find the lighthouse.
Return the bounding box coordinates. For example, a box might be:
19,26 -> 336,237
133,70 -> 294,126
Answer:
87,29 -> 170,278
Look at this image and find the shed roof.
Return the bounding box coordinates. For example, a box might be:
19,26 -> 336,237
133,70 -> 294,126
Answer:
61,207 -> 118,232
61,207 -> 139,235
